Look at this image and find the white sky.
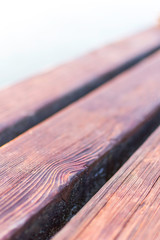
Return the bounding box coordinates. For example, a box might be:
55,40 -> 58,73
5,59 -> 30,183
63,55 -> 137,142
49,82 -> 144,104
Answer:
0,0 -> 160,89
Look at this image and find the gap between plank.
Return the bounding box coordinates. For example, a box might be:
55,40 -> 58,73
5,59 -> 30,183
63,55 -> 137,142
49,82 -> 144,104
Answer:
0,45 -> 159,147
13,109 -> 160,240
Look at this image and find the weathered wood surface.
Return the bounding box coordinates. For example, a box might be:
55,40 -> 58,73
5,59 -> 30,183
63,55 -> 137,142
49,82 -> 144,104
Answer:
53,127 -> 160,240
0,52 -> 160,240
0,27 -> 160,146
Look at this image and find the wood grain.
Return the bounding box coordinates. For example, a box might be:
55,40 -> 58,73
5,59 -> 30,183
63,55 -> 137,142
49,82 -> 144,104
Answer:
53,127 -> 160,240
0,52 -> 160,240
0,27 -> 160,146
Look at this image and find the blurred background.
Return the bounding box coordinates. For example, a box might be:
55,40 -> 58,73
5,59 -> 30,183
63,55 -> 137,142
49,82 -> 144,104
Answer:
0,0 -> 160,89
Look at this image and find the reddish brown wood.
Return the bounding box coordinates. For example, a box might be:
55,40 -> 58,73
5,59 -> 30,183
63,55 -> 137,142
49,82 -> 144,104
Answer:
0,52 -> 160,239
0,27 -> 160,146
53,127 -> 160,240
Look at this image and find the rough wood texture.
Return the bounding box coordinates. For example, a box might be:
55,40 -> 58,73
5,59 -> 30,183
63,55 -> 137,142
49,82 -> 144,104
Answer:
0,52 -> 160,240
0,27 -> 160,146
53,127 -> 160,240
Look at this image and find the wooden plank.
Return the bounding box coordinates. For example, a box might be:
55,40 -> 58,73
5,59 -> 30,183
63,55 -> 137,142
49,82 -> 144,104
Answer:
0,26 -> 160,146
53,127 -> 160,240
0,52 -> 160,240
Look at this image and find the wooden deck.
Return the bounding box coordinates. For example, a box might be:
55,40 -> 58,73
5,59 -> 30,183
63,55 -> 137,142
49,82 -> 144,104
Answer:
0,26 -> 159,240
